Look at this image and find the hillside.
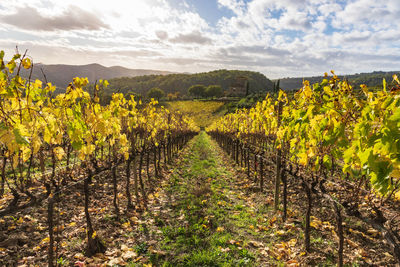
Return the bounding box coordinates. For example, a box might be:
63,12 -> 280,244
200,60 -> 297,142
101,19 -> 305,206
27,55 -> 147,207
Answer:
165,101 -> 226,128
18,62 -> 174,90
105,69 -> 274,97
277,71 -> 400,91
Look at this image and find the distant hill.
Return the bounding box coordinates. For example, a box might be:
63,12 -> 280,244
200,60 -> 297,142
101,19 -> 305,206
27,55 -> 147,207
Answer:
105,69 -> 274,98
18,63 -> 174,91
276,71 -> 400,91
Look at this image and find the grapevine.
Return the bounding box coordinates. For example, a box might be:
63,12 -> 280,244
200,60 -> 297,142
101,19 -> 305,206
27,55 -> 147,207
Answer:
207,72 -> 400,264
0,51 -> 198,258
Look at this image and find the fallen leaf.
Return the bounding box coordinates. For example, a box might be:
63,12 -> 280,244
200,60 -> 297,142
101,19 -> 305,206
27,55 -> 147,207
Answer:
248,240 -> 263,248
122,222 -> 131,229
220,247 -> 231,252
122,250 -> 137,261
107,257 -> 125,266
286,259 -> 299,267
367,228 -> 379,237
276,230 -> 285,236
74,261 -> 85,267
288,239 -> 297,247
346,239 -> 358,248
74,253 -> 85,260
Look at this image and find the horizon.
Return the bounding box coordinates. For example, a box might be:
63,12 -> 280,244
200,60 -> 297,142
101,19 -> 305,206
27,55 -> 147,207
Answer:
22,61 -> 400,80
1,0 -> 399,79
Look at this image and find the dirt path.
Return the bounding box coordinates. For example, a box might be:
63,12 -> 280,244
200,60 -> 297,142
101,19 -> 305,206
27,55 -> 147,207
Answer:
133,131 -> 278,266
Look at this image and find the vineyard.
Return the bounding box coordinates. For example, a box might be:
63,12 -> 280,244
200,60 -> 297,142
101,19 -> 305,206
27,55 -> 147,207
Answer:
1,52 -> 400,266
165,101 -> 226,128
0,52 -> 197,265
207,73 -> 400,266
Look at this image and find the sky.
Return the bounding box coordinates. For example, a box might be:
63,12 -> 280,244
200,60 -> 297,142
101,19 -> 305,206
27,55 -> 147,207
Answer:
0,0 -> 399,78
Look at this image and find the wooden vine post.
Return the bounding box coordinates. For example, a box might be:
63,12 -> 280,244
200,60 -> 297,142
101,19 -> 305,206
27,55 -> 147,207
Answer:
125,157 -> 133,210
111,162 -> 120,219
132,152 -> 140,208
281,168 -> 287,221
334,202 -> 344,267
302,179 -> 312,252
274,100 -> 283,211
47,196 -> 55,267
259,154 -> 264,192
247,148 -> 250,178
153,145 -> 158,177
84,169 -> 106,256
138,150 -> 147,208
254,154 -> 258,182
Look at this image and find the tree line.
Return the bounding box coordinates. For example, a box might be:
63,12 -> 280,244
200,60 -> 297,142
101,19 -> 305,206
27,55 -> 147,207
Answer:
103,69 -> 273,102
278,71 -> 400,91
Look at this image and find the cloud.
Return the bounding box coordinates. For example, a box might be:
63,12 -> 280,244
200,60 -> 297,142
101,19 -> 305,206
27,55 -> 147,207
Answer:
169,31 -> 212,44
224,45 -> 290,57
0,39 -> 165,67
1,0 -> 400,78
332,31 -> 371,44
332,0 -> 400,31
155,30 -> 168,40
278,9 -> 311,31
0,5 -> 108,31
113,49 -> 163,58
217,0 -> 246,15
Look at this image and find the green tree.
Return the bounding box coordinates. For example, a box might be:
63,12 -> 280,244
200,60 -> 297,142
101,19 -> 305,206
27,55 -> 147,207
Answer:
106,70 -> 274,97
188,84 -> 206,98
147,87 -> 165,100
205,85 -> 223,98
